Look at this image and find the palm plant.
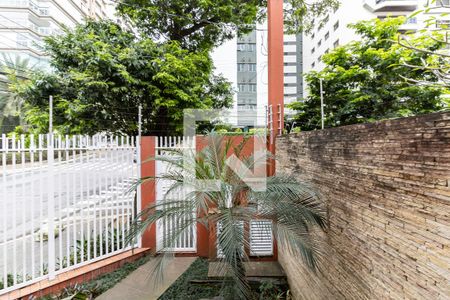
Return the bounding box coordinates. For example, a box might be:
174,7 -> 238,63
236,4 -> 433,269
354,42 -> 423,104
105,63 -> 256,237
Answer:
129,133 -> 327,299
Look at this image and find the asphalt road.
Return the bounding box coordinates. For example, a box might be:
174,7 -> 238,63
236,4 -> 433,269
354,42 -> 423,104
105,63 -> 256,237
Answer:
0,149 -> 137,280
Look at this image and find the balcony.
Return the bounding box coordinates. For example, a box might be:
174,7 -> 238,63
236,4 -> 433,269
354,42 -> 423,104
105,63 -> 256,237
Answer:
365,0 -> 418,13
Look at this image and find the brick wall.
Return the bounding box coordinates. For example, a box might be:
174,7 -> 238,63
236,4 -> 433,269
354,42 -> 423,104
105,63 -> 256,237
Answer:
276,112 -> 450,299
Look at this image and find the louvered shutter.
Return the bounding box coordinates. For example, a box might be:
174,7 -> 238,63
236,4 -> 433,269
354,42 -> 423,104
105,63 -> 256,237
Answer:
250,220 -> 273,256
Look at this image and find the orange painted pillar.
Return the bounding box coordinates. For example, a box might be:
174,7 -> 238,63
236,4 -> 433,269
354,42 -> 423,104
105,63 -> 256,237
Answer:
195,136 -> 211,257
267,0 -> 284,175
140,136 -> 156,249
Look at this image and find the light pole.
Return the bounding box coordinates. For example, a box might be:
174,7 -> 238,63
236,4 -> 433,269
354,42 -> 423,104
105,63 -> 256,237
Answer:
319,78 -> 324,130
289,121 -> 297,133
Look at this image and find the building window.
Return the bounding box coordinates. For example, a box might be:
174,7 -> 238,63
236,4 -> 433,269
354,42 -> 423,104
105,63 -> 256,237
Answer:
334,21 -> 339,31
324,15 -> 329,23
325,31 -> 329,40
238,84 -> 246,92
248,84 -> 257,92
238,63 -> 246,72
333,39 -> 339,48
405,17 -> 417,24
248,63 -> 257,72
436,19 -> 450,28
237,43 -> 246,51
248,44 -> 256,52
437,0 -> 450,6
318,39 -> 322,47
311,47 -> 315,54
325,49 -> 329,54
318,55 -> 322,62
311,62 -> 315,68
311,33 -> 315,39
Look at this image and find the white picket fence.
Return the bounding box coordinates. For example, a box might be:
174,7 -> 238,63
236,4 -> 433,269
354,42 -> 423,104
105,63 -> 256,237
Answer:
0,133 -> 139,295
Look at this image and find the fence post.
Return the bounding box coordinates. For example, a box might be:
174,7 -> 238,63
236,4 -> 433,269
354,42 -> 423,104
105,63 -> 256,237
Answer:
140,136 -> 156,249
47,96 -> 56,279
136,105 -> 142,248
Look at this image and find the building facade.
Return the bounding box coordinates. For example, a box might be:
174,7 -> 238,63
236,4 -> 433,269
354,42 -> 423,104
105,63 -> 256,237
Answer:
236,30 -> 258,127
0,0 -> 115,68
303,0 -> 450,79
212,14 -> 305,128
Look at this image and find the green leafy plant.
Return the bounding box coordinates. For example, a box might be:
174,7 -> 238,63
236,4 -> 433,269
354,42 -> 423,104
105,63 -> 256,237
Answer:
128,133 -> 326,299
16,21 -> 233,136
118,0 -> 339,50
290,127 -> 301,133
290,17 -> 448,130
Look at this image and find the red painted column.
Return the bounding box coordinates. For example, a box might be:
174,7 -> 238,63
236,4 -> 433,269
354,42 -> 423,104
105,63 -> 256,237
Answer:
267,0 -> 284,175
195,136 -> 211,257
140,136 -> 156,249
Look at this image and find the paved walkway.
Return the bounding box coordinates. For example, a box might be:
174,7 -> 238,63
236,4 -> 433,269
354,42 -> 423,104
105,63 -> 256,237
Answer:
97,257 -> 196,300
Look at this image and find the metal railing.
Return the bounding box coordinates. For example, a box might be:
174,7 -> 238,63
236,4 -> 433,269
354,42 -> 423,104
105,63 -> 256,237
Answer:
0,133 -> 138,295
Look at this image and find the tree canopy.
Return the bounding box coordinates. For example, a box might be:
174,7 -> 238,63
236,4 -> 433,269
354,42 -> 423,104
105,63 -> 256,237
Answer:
17,21 -> 233,136
117,0 -> 339,50
0,54 -> 35,133
289,17 -> 449,130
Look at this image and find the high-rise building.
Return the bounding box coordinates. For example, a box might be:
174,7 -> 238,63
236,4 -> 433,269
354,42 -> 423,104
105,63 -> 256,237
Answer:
283,33 -> 303,117
236,30 -> 258,127
303,0 -> 449,76
212,25 -> 304,128
0,0 -> 116,68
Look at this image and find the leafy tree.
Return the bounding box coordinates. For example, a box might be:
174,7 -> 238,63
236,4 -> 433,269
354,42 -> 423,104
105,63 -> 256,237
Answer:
290,17 -> 449,130
17,21 -> 233,136
0,54 -> 35,133
117,0 -> 340,50
398,1 -> 450,87
128,133 -> 326,298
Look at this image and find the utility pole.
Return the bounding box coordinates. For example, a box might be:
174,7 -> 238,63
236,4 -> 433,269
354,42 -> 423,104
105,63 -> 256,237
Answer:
49,95 -> 53,134
138,105 -> 142,138
319,78 -> 324,130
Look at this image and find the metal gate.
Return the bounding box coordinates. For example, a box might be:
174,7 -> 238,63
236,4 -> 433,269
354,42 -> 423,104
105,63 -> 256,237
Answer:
0,133 -> 138,295
155,136 -> 197,252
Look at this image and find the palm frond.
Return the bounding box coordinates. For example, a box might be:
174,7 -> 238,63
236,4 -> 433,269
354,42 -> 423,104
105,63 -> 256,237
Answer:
127,133 -> 327,299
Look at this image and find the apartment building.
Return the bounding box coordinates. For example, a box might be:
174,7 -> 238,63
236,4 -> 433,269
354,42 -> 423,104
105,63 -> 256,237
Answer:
303,0 -> 450,76
236,30 -> 258,127
0,0 -> 115,68
215,26 -> 303,128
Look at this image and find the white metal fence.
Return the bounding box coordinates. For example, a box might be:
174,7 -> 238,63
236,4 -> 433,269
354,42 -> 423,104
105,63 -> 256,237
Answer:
0,133 -> 138,295
155,136 -> 197,252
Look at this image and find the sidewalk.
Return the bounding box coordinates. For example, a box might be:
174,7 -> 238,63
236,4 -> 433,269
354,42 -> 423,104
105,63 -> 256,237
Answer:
96,256 -> 196,300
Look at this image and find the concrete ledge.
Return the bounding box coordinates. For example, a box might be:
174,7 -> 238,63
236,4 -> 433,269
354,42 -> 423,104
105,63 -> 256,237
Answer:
208,261 -> 285,278
0,248 -> 151,300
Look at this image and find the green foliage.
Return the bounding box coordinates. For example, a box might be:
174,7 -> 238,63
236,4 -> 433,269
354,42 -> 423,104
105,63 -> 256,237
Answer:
118,0 -> 339,50
158,258 -> 222,300
0,54 -> 35,133
258,280 -> 289,300
129,133 -> 326,299
290,17 -> 448,130
290,127 -> 301,133
398,6 -> 450,88
215,128 -> 229,134
39,256 -> 150,300
18,20 -> 233,136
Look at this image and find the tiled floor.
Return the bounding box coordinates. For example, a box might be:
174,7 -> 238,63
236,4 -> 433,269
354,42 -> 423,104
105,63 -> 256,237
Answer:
97,256 -> 196,300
